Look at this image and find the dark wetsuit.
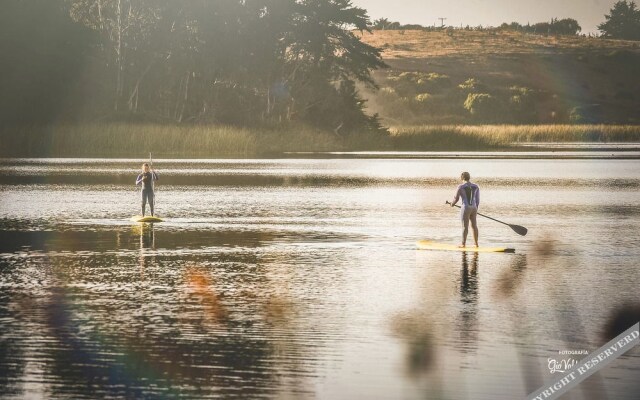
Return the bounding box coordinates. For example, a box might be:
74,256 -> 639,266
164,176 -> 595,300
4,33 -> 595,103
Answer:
136,171 -> 158,216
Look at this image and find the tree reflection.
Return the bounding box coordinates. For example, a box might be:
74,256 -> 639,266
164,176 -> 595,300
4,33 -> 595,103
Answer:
18,241 -> 314,399
0,285 -> 26,397
36,270 -> 281,398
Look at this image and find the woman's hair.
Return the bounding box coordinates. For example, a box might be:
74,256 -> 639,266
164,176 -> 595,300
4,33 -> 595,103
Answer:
461,171 -> 470,181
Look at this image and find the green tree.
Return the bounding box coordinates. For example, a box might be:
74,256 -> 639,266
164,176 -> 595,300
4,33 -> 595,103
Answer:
0,0 -> 96,124
283,0 -> 387,132
372,17 -> 391,30
66,0 -> 163,113
4,1 -> 387,132
598,0 -> 640,40
509,86 -> 537,123
552,18 -> 581,35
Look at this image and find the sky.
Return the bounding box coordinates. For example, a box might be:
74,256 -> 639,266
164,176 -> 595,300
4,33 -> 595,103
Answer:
350,0 -> 619,34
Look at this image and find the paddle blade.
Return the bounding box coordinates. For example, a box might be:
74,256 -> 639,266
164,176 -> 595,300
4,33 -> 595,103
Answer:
510,224 -> 528,236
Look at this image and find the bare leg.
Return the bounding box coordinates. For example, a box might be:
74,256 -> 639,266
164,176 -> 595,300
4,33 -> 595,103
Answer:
470,209 -> 479,247
460,207 -> 470,247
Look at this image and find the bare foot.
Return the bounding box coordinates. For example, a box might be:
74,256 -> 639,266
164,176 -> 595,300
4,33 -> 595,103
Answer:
458,244 -> 466,248
474,243 -> 479,248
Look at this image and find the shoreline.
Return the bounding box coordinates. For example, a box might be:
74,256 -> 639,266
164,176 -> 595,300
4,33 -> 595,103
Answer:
2,149 -> 640,162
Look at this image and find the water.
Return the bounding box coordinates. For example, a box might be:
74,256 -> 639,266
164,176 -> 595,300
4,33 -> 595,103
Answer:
1,157 -> 639,399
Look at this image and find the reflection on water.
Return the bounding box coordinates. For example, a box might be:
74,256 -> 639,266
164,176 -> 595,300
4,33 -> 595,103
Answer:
458,253 -> 479,347
1,158 -> 640,399
137,223 -> 155,249
136,224 -> 155,272
460,252 -> 479,303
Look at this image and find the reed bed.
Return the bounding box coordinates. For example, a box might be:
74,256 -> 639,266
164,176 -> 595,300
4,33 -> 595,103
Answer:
2,123 -> 639,157
389,125 -> 640,150
1,124 -> 258,157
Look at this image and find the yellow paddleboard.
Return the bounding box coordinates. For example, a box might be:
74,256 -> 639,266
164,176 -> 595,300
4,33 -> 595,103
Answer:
130,215 -> 163,223
417,240 -> 514,253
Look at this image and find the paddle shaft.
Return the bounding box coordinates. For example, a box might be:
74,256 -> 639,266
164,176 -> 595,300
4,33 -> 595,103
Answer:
149,152 -> 156,204
447,201 -> 507,226
445,201 -> 527,236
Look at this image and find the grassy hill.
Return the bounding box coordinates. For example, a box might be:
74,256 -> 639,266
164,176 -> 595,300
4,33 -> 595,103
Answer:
3,29 -> 640,157
357,30 -> 640,126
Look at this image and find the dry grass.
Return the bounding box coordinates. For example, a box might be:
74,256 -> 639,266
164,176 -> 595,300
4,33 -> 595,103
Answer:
357,29 -> 640,59
0,123 -> 350,157
389,125 -> 640,150
2,123 -> 639,157
0,124 -> 257,157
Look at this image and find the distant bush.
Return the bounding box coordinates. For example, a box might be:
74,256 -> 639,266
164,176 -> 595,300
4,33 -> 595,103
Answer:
499,18 -> 582,35
414,93 -> 433,103
458,78 -> 488,93
509,86 -> 537,122
569,108 -> 586,124
371,18 -> 428,30
569,105 -> 604,124
401,24 -> 427,30
416,73 -> 452,93
371,15 -> 585,35
379,87 -> 396,96
464,93 -> 500,121
387,72 -> 451,96
373,86 -> 414,123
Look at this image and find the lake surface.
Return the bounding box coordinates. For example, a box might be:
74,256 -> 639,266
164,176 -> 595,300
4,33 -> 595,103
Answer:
1,157 -> 639,399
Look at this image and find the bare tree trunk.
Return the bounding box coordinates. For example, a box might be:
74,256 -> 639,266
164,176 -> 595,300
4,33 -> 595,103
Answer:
173,75 -> 184,121
114,0 -> 123,111
174,71 -> 191,122
287,98 -> 295,120
178,71 -> 191,122
265,86 -> 271,120
128,61 -> 154,113
97,0 -> 104,31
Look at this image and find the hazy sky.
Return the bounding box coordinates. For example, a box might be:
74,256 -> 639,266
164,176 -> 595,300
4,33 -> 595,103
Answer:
351,0 -> 619,34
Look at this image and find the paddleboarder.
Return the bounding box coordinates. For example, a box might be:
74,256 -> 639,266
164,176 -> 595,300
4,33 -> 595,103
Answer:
450,171 -> 479,248
136,163 -> 158,217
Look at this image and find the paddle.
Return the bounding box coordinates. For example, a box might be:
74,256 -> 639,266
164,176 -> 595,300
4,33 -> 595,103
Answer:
150,152 -> 156,212
445,201 -> 528,236
149,152 -> 154,189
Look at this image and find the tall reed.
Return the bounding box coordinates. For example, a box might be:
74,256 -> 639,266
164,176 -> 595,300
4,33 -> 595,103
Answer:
1,124 -> 258,157
389,125 -> 640,150
2,123 -> 639,157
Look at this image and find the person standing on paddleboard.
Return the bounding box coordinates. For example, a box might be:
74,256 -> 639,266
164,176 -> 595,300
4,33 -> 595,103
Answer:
450,171 -> 479,247
136,163 -> 158,217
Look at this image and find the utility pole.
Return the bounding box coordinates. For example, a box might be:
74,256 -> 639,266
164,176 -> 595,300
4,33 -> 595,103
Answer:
438,17 -> 447,28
